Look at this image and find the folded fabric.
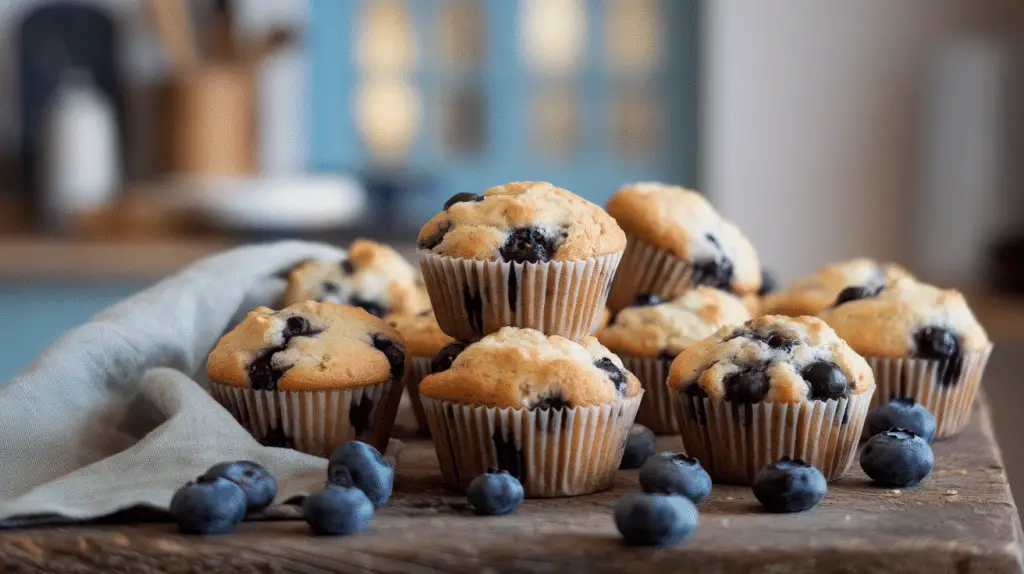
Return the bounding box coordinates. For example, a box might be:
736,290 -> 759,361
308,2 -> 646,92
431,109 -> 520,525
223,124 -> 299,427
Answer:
0,241 -> 347,525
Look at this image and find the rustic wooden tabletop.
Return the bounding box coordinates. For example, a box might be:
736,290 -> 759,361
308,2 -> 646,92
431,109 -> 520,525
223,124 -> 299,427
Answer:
0,396 -> 1021,574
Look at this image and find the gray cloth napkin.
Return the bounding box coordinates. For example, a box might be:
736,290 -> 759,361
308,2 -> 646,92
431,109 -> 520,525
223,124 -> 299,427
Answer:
0,241 -> 353,526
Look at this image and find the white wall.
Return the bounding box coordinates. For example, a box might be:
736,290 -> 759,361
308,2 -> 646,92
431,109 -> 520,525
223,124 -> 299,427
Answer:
703,0 -> 1022,284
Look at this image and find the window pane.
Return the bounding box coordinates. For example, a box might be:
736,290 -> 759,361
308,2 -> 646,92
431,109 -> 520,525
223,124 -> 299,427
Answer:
355,78 -> 422,162
604,0 -> 663,74
612,90 -> 661,157
355,0 -> 416,72
438,1 -> 484,69
520,0 -> 586,75
532,87 -> 580,157
441,89 -> 485,155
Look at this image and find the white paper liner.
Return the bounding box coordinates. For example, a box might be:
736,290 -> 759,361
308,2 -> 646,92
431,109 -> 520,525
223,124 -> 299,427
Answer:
620,356 -> 677,434
672,390 -> 872,485
210,378 -> 404,458
865,345 -> 992,438
421,392 -> 643,498
403,356 -> 434,435
607,234 -> 696,311
419,250 -> 622,342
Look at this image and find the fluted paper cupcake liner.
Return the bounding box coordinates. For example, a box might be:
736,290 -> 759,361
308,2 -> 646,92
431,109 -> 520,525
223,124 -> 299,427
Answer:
419,250 -> 622,342
672,390 -> 872,485
620,356 -> 677,434
865,345 -> 992,438
210,378 -> 404,457
421,392 -> 643,497
607,234 -> 696,312
403,356 -> 434,436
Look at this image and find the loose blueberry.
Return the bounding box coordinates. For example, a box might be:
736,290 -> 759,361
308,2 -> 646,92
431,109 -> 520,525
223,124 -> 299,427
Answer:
443,192 -> 484,210
914,327 -> 959,359
834,285 -> 878,307
752,457 -> 827,513
866,399 -> 936,444
594,357 -> 627,394
758,269 -> 775,296
431,341 -> 469,373
327,441 -> 394,507
614,493 -> 699,546
169,477 -> 247,535
632,293 -> 663,307
200,461 -> 277,513
499,227 -> 559,264
859,429 -> 934,487
802,361 -> 849,401
639,453 -> 712,503
724,369 -> 770,403
302,484 -> 375,536
620,424 -> 657,470
466,469 -> 525,516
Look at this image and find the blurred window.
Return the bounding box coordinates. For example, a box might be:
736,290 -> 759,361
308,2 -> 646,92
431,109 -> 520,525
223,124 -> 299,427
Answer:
532,87 -> 581,157
520,0 -> 587,75
604,0 -> 663,75
438,1 -> 484,71
611,88 -> 661,157
441,88 -> 485,155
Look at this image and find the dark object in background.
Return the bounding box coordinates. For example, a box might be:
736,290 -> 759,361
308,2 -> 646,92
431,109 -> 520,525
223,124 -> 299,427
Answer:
18,3 -> 123,221
361,170 -> 439,230
989,234 -> 1024,295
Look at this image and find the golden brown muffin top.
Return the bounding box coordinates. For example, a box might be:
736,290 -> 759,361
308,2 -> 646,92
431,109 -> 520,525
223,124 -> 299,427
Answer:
386,310 -> 453,358
761,258 -> 913,317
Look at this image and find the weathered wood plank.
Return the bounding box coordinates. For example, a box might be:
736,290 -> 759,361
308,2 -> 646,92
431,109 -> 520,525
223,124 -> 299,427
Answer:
0,397 -> 1021,574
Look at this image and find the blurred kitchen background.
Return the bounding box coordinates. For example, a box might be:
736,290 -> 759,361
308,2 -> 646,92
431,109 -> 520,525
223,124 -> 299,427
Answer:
2,0 -> 1024,505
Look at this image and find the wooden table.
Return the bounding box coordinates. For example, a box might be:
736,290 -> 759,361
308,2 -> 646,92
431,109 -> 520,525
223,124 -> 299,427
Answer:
0,398 -> 1021,574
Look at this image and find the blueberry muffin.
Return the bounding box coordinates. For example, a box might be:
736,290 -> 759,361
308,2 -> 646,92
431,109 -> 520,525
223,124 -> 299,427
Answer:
666,315 -> 875,484
207,301 -> 407,456
605,183 -> 761,311
387,310 -> 454,434
282,239 -> 429,318
417,181 -> 626,342
818,278 -> 991,437
418,327 -> 643,497
761,258 -> 913,317
597,288 -> 751,433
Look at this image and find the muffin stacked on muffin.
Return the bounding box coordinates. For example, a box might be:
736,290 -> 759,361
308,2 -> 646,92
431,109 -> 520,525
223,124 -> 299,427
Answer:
761,257 -> 913,317
668,315 -> 875,484
597,287 -> 751,434
417,181 -> 626,341
605,183 -> 761,311
207,301 -> 406,456
419,327 -> 642,497
818,278 -> 990,437
387,310 -> 453,434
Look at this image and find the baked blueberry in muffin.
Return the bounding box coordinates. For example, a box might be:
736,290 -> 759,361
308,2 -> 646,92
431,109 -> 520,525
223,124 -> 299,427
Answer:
761,258 -> 912,317
282,239 -> 429,318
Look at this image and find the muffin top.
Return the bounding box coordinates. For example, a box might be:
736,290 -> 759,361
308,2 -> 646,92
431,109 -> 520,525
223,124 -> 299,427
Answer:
281,239 -> 429,317
419,327 -> 641,409
761,258 -> 913,317
417,181 -> 627,262
387,310 -> 453,357
817,278 -> 989,358
597,288 -> 751,358
667,315 -> 874,404
207,301 -> 405,392
606,183 -> 761,295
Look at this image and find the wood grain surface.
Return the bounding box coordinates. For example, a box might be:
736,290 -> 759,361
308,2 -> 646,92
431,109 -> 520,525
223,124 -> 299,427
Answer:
0,397 -> 1021,574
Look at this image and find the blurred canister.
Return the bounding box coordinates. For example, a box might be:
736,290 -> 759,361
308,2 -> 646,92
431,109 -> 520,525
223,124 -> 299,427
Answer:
161,64 -> 255,176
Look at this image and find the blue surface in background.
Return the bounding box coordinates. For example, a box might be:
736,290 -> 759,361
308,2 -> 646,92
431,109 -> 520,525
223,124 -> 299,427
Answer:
0,280 -> 150,383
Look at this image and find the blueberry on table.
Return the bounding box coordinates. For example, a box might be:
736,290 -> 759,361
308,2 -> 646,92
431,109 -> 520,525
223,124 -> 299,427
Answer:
866,399 -> 936,444
200,461 -> 277,513
169,477 -> 247,535
752,457 -> 827,513
619,424 -> 657,470
328,441 -> 394,507
614,493 -> 699,546
860,429 -> 934,487
303,485 -> 375,536
639,452 -> 712,503
466,469 -> 525,516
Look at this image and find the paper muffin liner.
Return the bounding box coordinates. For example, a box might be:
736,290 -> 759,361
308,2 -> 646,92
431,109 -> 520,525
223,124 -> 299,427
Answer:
620,356 -> 677,434
607,234 -> 696,311
403,356 -> 434,436
419,250 -> 622,342
421,392 -> 643,498
671,390 -> 872,485
210,378 -> 404,458
864,345 -> 992,438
